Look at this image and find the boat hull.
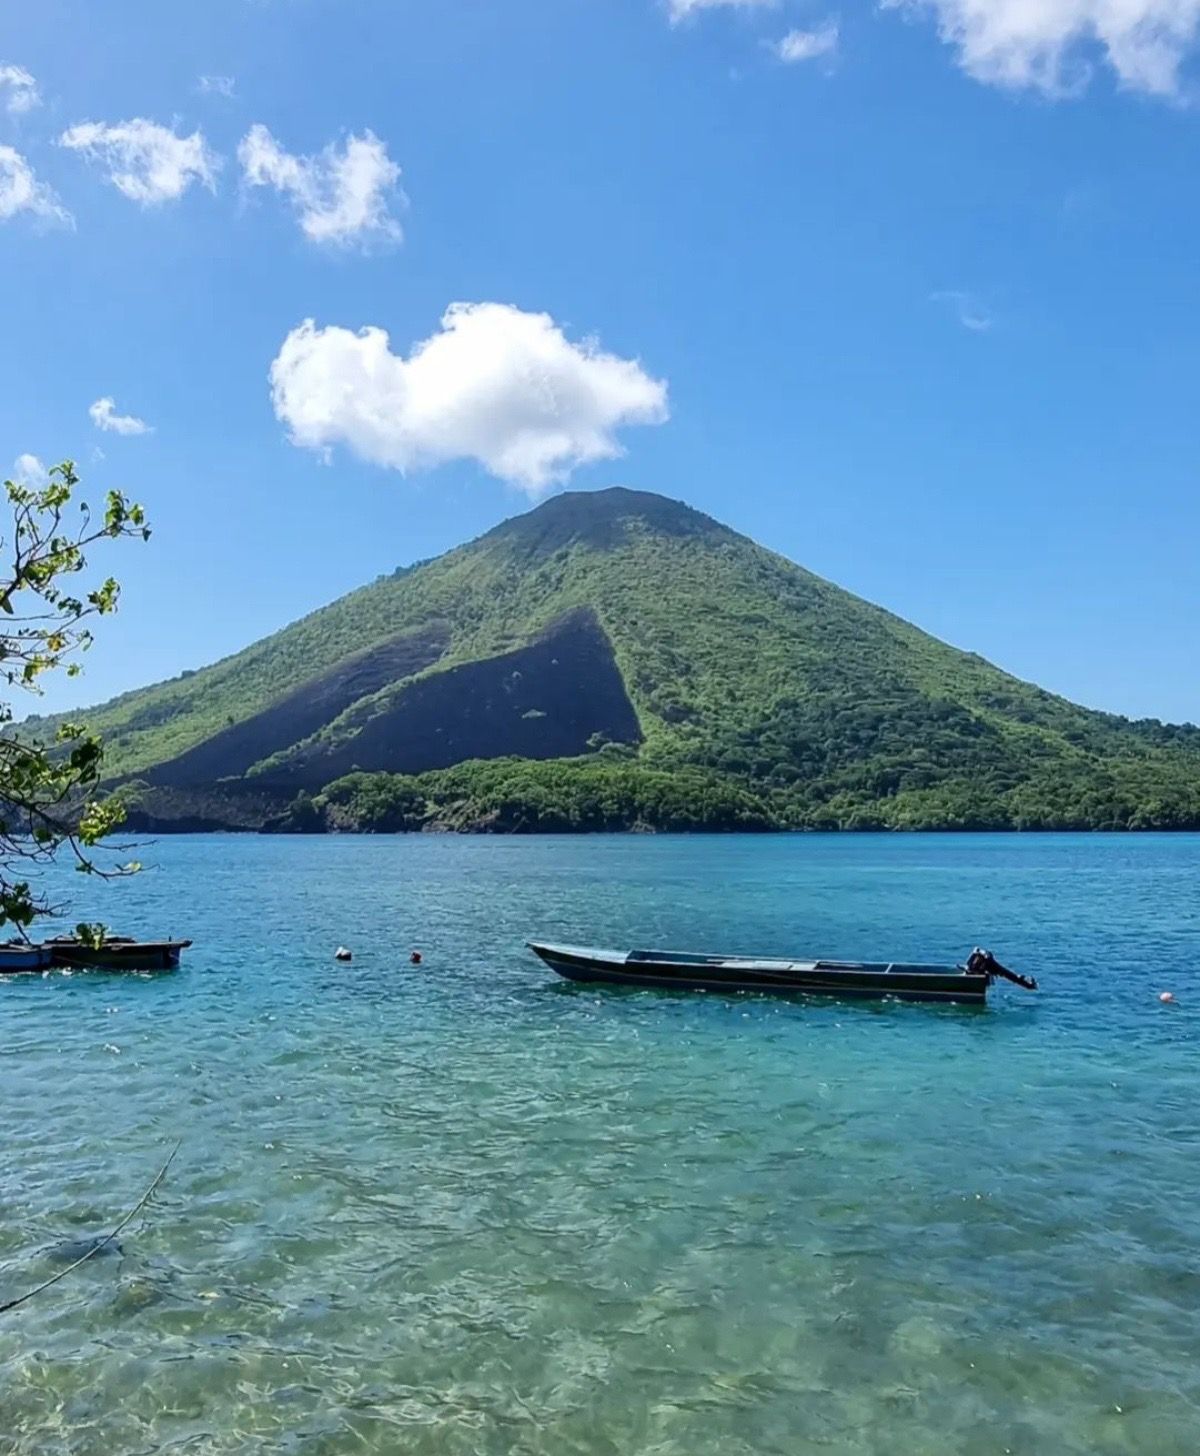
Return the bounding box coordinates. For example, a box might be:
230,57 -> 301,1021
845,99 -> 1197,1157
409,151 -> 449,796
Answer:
44,940 -> 191,971
0,944 -> 54,973
529,943 -> 990,1004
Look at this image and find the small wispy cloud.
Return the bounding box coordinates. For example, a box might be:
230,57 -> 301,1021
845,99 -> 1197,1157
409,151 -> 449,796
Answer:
0,145 -> 73,228
238,124 -> 405,247
931,290 -> 993,333
60,118 -> 220,206
667,0 -> 778,23
197,75 -> 236,99
90,396 -> 153,435
0,64 -> 40,115
882,0 -> 1200,99
11,453 -> 48,487
773,20 -> 839,63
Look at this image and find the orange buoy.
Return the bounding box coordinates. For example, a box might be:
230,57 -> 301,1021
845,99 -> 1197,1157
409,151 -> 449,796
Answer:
1159,991 -> 1175,1004
410,950 -> 422,965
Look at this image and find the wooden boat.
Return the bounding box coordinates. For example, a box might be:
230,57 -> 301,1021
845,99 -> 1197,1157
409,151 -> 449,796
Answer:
527,942 -> 1036,1005
0,940 -> 54,973
43,937 -> 192,971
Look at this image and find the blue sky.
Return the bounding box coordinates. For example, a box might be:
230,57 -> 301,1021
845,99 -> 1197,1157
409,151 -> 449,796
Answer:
2,0 -> 1198,723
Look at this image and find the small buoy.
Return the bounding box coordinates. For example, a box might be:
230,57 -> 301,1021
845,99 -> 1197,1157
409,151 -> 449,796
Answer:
334,946 -> 352,962
1159,991 -> 1175,1004
410,950 -> 422,965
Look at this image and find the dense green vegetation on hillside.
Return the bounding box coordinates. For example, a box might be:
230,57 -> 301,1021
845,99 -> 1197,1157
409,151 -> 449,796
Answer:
30,487 -> 1200,832
281,758 -> 777,834
262,747 -> 1200,835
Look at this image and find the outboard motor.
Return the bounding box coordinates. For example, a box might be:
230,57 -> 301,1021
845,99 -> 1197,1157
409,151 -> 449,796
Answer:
967,947 -> 1038,991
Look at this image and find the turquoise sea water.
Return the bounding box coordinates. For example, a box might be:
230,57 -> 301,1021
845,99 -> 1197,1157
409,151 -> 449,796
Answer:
1,833 -> 1197,1455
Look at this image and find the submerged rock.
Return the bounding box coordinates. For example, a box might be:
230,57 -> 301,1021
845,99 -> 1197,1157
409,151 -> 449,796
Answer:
47,1235 -> 122,1263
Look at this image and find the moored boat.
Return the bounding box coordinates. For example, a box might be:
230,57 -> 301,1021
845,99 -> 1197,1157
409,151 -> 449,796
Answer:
0,940 -> 54,974
527,942 -> 1036,1005
43,937 -> 193,971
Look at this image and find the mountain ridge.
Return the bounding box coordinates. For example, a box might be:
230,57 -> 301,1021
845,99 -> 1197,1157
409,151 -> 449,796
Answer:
24,486 -> 1200,832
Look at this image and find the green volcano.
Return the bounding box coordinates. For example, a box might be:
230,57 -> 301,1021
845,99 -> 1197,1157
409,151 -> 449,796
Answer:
32,487 -> 1200,832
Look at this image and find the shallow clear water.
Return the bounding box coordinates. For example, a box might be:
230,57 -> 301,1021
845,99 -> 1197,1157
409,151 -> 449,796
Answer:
1,833 -> 1197,1455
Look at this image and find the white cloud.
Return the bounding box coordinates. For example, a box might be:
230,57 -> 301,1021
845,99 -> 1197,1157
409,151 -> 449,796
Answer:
238,124 -> 404,247
59,118 -> 219,205
270,302 -> 669,493
0,64 -> 40,115
0,145 -> 72,227
667,0 -> 778,22
884,0 -> 1200,97
932,289 -> 993,331
197,75 -> 236,98
774,20 -> 840,62
11,453 -> 48,487
89,397 -> 152,435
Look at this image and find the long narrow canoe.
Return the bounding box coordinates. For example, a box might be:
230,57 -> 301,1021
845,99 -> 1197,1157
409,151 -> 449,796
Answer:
527,942 -> 1036,1005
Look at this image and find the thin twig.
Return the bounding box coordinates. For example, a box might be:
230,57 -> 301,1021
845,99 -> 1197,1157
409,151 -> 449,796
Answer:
0,1140 -> 181,1315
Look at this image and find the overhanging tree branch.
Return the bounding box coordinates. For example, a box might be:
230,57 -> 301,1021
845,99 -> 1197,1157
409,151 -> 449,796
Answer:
0,461 -> 150,930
